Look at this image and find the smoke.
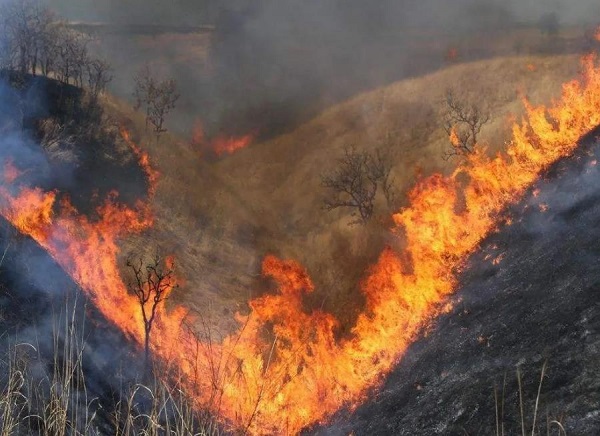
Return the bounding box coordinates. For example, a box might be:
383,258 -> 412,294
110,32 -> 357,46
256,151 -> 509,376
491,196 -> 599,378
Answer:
47,0 -> 600,26
520,134 -> 600,235
0,75 -> 148,431
38,0 -> 600,141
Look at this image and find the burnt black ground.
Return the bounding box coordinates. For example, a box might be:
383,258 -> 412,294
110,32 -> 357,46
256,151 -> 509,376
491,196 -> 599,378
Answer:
314,128 -> 600,435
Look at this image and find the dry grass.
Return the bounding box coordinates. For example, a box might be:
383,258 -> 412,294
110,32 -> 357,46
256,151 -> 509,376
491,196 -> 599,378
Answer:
0,295 -> 218,435
491,362 -> 567,436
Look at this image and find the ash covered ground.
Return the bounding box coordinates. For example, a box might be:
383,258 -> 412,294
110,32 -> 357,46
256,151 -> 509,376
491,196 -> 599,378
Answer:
315,128 -> 600,435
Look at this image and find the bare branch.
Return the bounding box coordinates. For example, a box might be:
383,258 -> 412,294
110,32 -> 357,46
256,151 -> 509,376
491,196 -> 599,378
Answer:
321,146 -> 393,224
442,89 -> 490,160
133,66 -> 179,140
126,252 -> 177,376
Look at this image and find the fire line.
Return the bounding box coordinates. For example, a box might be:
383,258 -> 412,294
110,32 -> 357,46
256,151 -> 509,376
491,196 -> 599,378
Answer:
0,54 -> 599,434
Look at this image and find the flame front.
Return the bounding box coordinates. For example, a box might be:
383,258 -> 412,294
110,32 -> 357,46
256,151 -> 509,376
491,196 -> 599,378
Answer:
1,55 -> 600,434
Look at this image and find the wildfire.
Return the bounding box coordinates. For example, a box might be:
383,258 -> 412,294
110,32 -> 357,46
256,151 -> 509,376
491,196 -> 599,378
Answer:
120,127 -> 160,196
0,54 -> 599,434
191,119 -> 254,157
449,126 -> 461,148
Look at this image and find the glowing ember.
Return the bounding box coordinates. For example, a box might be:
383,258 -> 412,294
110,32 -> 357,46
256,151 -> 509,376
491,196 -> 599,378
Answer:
0,55 -> 599,434
492,253 -> 505,265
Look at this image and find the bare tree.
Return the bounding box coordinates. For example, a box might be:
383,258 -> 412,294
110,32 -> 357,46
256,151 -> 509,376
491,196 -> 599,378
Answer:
369,147 -> 395,207
442,89 -> 490,159
0,0 -> 62,78
147,79 -> 179,138
54,27 -> 90,86
321,146 -> 393,224
38,19 -> 60,77
67,31 -> 89,87
0,1 -> 110,98
133,66 -> 179,140
0,0 -> 40,75
126,254 -> 177,375
86,58 -> 113,100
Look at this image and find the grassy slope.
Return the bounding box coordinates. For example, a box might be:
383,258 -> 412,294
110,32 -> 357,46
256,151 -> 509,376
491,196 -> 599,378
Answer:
106,53 -> 581,334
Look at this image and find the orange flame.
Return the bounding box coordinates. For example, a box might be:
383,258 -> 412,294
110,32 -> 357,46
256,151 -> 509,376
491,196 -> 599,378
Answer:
0,55 -> 599,434
191,119 -> 253,157
449,126 -> 461,147
120,127 -> 160,196
211,134 -> 253,156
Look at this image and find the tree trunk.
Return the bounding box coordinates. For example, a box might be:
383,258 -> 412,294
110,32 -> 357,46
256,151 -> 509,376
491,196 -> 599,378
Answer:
144,327 -> 151,378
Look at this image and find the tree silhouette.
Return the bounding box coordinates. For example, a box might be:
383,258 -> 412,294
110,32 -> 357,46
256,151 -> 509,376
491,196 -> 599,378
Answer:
321,146 -> 393,224
442,89 -> 490,160
126,253 -> 177,375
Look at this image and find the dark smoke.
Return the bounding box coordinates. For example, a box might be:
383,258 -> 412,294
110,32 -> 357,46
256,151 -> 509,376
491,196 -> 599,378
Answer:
39,1 -> 600,141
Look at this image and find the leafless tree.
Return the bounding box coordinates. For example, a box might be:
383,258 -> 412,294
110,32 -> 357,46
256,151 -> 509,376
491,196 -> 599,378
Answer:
133,66 -> 179,140
86,58 -> 113,99
38,19 -> 60,77
321,146 -> 393,224
442,89 -> 490,160
147,79 -> 179,138
0,0 -> 61,77
0,0 -> 40,75
133,65 -> 155,127
60,30 -> 89,87
0,1 -> 111,98
126,254 -> 177,375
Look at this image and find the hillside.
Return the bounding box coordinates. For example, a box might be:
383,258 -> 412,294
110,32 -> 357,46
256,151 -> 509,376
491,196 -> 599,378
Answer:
108,53 -> 583,334
316,124 -> 600,436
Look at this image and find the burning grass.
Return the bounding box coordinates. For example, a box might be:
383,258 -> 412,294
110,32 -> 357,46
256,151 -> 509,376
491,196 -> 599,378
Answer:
0,51 -> 599,434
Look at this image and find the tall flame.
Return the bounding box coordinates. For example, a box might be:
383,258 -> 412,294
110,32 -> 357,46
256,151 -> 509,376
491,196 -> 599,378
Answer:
0,54 -> 600,434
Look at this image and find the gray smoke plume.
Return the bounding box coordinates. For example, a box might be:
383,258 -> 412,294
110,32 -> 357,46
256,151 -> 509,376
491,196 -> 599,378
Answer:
33,0 -> 600,142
